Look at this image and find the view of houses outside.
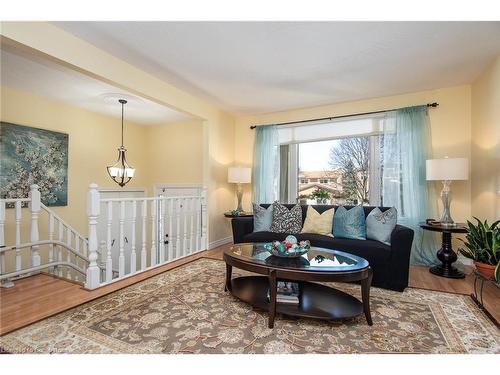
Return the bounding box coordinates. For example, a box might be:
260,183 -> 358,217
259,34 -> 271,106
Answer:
298,136 -> 372,205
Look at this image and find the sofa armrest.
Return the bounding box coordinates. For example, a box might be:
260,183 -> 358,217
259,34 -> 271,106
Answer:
388,224 -> 415,291
231,217 -> 254,243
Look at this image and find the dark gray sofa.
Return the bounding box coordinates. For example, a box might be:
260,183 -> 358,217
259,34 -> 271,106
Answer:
231,204 -> 414,292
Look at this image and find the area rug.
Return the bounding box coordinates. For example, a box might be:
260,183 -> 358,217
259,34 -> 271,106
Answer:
0,258 -> 498,354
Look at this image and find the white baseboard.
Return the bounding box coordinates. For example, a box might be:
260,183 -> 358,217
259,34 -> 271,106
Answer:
208,236 -> 233,250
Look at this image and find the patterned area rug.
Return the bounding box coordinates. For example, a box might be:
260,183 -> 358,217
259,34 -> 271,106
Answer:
0,258 -> 498,354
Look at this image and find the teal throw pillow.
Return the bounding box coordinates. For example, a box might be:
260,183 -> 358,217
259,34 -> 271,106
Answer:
332,205 -> 366,240
366,207 -> 397,245
252,203 -> 273,232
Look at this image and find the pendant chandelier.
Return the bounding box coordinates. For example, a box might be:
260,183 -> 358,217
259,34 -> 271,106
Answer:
107,99 -> 135,187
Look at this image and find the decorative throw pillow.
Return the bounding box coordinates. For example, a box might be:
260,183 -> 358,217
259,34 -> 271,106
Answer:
332,205 -> 366,240
366,207 -> 397,245
270,202 -> 303,234
252,203 -> 273,232
301,206 -> 334,235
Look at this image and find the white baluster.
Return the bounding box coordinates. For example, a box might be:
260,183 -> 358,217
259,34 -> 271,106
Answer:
66,226 -> 72,279
15,201 -> 22,271
106,201 -> 113,282
175,199 -> 181,257
130,200 -> 137,273
158,196 -> 165,263
183,198 -> 188,257
57,220 -> 63,276
189,197 -> 195,255
29,184 -> 41,267
75,235 -> 80,256
168,198 -> 174,259
0,201 -> 13,288
201,188 -> 208,251
150,200 -> 157,266
141,200 -> 147,270
196,196 -> 201,252
118,201 -> 125,277
48,212 -> 54,269
85,183 -> 101,289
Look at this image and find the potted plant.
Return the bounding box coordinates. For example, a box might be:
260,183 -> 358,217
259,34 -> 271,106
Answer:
458,217 -> 500,279
309,188 -> 331,204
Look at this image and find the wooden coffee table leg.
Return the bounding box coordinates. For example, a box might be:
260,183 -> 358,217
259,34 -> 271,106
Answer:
225,263 -> 232,292
361,267 -> 373,326
268,270 -> 277,328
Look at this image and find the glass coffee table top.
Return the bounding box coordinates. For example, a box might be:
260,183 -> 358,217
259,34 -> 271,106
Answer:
228,243 -> 369,272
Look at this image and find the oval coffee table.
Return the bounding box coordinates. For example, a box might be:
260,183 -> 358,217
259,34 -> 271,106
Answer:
223,243 -> 373,328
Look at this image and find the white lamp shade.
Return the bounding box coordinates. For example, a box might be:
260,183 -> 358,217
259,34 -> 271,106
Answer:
228,167 -> 251,184
426,158 -> 469,181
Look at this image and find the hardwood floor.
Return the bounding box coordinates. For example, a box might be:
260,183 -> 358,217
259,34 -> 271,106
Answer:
1,244 -> 498,336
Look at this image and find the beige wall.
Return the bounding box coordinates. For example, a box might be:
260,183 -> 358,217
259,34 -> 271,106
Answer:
1,85 -> 150,236
471,55 -> 500,222
145,119 -> 204,185
234,85 -> 473,223
1,84 -> 233,257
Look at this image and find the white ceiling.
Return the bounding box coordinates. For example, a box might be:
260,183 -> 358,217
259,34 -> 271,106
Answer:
0,46 -> 191,125
54,21 -> 500,114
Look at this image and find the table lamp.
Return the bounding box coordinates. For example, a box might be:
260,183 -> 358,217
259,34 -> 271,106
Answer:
228,167 -> 251,212
426,157 -> 469,227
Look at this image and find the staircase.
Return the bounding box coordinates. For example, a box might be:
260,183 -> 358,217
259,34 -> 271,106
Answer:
0,183 -> 208,290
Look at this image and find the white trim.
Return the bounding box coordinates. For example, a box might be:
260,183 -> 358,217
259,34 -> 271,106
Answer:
154,183 -> 205,197
208,236 -> 232,250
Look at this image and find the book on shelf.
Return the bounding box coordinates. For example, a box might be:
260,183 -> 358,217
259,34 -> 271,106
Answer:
267,281 -> 300,305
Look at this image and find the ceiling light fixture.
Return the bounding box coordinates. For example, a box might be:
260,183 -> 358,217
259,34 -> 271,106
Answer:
107,99 -> 135,187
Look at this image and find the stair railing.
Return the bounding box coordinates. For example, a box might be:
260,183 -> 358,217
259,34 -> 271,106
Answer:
84,183 -> 208,289
0,184 -> 96,287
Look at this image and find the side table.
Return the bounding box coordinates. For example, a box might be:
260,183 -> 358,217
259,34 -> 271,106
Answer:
223,211 -> 253,218
419,222 -> 467,279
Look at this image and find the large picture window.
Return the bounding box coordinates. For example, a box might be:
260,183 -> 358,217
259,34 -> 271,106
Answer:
279,115 -> 384,206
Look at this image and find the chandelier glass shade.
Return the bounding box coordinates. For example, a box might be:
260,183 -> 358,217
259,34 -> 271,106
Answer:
107,99 -> 135,187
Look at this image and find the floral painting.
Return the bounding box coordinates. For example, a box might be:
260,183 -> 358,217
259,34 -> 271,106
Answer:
0,122 -> 68,206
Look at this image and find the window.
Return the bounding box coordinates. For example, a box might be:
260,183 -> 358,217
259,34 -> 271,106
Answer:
278,114 -> 384,206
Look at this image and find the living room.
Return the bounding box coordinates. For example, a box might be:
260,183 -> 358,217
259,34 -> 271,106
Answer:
0,1 -> 498,372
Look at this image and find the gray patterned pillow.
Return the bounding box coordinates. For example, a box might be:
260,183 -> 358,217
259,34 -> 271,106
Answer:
366,207 -> 397,245
270,202 -> 303,234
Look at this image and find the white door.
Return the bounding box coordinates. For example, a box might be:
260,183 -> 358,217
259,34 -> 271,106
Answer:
97,189 -> 146,278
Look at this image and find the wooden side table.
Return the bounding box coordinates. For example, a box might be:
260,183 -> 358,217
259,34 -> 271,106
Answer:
223,211 -> 253,218
419,222 -> 467,279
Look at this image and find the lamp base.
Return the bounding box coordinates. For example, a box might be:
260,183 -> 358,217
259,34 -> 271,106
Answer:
439,180 -> 454,226
235,183 -> 244,212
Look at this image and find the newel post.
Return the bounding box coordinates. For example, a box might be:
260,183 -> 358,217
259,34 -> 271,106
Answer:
29,184 -> 41,267
85,183 -> 101,289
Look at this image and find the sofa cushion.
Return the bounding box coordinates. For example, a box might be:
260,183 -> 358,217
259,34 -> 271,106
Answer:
332,205 -> 366,240
252,203 -> 273,232
270,202 -> 302,234
301,206 -> 334,235
366,207 -> 397,245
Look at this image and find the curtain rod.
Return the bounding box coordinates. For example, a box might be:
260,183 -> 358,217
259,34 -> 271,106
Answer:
249,102 -> 439,129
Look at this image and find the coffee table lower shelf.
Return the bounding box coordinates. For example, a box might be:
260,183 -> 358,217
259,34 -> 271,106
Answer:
229,276 -> 365,324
